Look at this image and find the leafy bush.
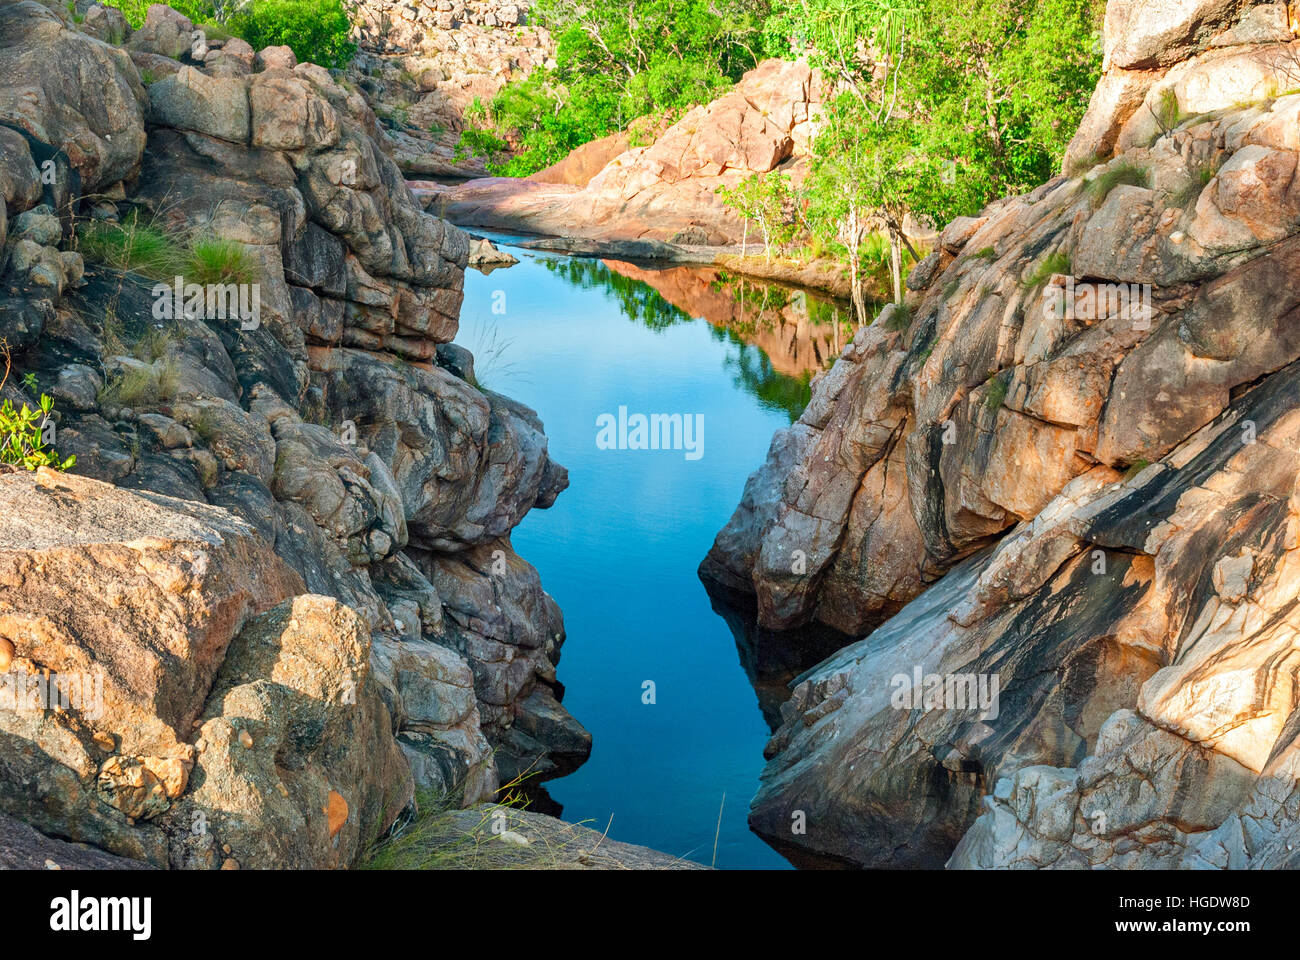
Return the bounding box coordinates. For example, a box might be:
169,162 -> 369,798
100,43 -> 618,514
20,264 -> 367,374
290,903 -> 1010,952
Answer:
101,0 -> 217,28
0,394 -> 76,471
228,0 -> 356,69
477,0 -> 769,176
455,126 -> 511,167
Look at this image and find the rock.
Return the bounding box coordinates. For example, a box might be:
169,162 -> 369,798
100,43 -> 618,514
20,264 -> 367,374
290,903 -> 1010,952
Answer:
0,1 -> 146,192
126,3 -> 194,60
1104,0 -> 1242,69
148,66 -> 250,144
906,251 -> 942,291
255,44 -> 297,72
313,348 -> 567,549
388,804 -> 705,869
705,6 -> 1300,870
0,0 -> 590,871
466,236 -> 518,269
437,59 -> 824,246
0,812 -> 151,870
529,128 -> 632,186
166,595 -> 413,869
0,468 -> 304,863
80,4 -> 130,44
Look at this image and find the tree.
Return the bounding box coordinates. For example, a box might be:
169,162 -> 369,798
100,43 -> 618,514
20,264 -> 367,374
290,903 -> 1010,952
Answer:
781,0 -> 1102,312
716,172 -> 797,261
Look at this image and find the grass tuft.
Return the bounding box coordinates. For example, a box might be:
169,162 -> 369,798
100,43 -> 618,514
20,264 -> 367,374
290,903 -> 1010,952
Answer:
1084,161 -> 1150,206
983,373 -> 1009,411
1024,249 -> 1071,290
187,237 -> 256,285
77,212 -> 185,279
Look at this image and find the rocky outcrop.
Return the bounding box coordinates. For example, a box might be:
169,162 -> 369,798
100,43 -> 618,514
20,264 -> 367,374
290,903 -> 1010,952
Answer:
0,0 -> 585,866
349,0 -> 555,178
431,58 -> 824,246
0,468 -> 411,869
381,803 -> 707,869
0,811 -> 153,869
1065,0 -> 1300,169
709,1 -> 1300,868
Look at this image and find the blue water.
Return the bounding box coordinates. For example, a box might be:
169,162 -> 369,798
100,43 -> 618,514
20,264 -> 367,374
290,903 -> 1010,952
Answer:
458,242 -> 836,869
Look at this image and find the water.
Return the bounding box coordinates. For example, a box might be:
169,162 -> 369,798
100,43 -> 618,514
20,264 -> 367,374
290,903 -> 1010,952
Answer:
457,239 -> 850,869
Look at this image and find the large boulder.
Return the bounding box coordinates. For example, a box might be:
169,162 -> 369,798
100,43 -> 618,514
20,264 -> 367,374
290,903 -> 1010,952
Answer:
0,468 -> 303,863
434,59 -> 824,246
165,595 -> 414,869
1065,0 -> 1300,169
0,1 -> 146,191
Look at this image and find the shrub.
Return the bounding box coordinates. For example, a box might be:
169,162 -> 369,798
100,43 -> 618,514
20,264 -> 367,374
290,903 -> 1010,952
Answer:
228,0 -> 356,69
455,127 -> 511,167
0,394 -> 76,471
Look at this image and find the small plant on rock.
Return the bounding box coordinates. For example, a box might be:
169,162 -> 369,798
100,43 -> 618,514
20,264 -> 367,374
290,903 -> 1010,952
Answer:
1084,161 -> 1150,206
76,211 -> 184,279
1024,249 -> 1071,290
0,395 -> 75,471
187,237 -> 255,285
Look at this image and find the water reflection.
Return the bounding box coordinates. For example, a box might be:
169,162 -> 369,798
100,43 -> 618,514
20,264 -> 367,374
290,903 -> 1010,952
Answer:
536,256 -> 855,423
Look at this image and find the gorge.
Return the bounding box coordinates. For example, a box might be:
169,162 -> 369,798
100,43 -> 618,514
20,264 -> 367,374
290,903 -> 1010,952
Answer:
2,0 -> 1300,878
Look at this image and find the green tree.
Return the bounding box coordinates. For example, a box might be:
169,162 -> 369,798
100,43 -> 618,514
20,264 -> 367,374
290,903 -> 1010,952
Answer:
480,0 -> 773,176
716,172 -> 797,261
783,0 -> 1102,310
227,0 -> 356,68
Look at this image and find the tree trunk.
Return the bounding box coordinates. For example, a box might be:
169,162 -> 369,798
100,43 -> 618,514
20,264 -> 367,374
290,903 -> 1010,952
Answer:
889,230 -> 903,305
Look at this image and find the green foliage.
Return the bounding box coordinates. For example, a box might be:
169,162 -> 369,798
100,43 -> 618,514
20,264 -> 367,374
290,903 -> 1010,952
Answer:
475,0 -> 770,176
186,237 -> 255,285
77,213 -> 185,279
101,0 -> 217,28
716,172 -> 798,260
882,301 -> 912,330
78,213 -> 259,287
0,394 -> 76,471
1083,161 -> 1150,206
1150,88 -> 1182,137
1122,458 -> 1151,480
983,372 -> 1009,411
455,126 -> 511,167
228,0 -> 356,69
98,362 -> 180,409
1169,157 -> 1221,209
792,0 -> 1104,227
1024,249 -> 1071,289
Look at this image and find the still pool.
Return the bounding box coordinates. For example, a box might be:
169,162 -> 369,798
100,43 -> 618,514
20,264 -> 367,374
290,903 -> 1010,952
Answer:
457,240 -> 851,868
